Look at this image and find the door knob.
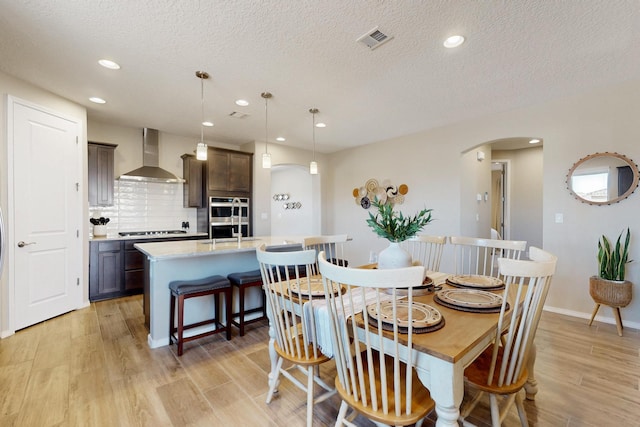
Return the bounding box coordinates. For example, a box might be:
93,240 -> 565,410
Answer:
17,241 -> 36,247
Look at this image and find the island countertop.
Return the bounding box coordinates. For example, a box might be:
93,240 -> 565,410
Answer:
134,235 -> 306,261
139,235 -> 308,348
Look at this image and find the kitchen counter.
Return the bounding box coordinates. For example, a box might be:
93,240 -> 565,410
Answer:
134,236 -> 304,260
137,235 -> 306,348
89,231 -> 208,241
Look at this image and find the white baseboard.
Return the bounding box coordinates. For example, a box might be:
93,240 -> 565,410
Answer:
1,329 -> 15,339
543,305 -> 640,330
148,334 -> 170,349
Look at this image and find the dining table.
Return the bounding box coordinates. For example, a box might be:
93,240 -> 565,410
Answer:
265,270 -> 538,427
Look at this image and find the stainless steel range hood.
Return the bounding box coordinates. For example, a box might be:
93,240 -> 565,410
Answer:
119,128 -> 185,183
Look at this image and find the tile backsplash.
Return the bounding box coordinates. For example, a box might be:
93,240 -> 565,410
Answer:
89,180 -> 197,235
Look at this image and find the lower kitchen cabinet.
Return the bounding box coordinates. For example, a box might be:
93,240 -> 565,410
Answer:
90,241 -> 122,299
89,235 -> 206,301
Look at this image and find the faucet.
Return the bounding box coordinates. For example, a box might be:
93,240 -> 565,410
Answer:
231,197 -> 242,244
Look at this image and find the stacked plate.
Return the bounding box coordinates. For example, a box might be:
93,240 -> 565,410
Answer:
446,274 -> 505,290
388,276 -> 437,296
366,301 -> 445,334
288,278 -> 341,298
434,288 -> 507,313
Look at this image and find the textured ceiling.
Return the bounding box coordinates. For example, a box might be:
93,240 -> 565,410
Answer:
0,1 -> 639,153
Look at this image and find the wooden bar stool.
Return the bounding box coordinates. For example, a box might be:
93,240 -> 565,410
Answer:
227,269 -> 267,336
169,275 -> 232,356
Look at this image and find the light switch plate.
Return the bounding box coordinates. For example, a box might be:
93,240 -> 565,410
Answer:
555,213 -> 563,223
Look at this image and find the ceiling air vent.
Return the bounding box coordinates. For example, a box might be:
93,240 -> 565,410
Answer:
229,111 -> 249,119
357,26 -> 393,50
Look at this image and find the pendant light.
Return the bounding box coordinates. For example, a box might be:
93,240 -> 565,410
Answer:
195,71 -> 209,161
309,108 -> 319,175
262,92 -> 272,168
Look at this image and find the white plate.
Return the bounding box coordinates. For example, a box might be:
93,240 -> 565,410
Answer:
367,301 -> 442,328
436,289 -> 503,308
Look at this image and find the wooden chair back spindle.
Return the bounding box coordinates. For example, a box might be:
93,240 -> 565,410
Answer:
400,234 -> 447,271
318,252 -> 434,426
461,246 -> 557,427
449,236 -> 527,279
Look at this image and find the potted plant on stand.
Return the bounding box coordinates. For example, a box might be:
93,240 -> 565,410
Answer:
588,227 -> 633,336
366,198 -> 433,269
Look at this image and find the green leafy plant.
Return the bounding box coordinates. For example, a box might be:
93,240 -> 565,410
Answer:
597,228 -> 632,281
366,198 -> 433,243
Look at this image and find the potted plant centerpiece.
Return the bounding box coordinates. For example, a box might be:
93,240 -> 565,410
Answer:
366,198 -> 433,269
588,227 -> 633,336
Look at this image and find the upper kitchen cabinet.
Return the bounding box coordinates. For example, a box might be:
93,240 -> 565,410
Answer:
181,154 -> 204,207
88,142 -> 118,206
206,147 -> 252,196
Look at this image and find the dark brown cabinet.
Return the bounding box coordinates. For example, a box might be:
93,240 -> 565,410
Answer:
124,241 -> 146,292
181,154 -> 204,208
89,241 -> 123,301
89,235 -> 206,301
88,142 -> 117,206
206,147 -> 252,196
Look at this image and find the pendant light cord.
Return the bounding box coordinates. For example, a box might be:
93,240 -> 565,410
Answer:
312,109 -> 316,161
264,95 -> 268,153
200,76 -> 205,144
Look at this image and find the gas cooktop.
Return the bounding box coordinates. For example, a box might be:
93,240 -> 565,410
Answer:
118,230 -> 188,237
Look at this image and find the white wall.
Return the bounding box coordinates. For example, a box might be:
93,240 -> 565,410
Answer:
460,144 -> 492,238
328,134 -> 462,271
0,71 -> 88,332
327,79 -> 640,329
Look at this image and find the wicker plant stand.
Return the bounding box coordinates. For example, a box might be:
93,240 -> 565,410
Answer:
588,275 -> 633,336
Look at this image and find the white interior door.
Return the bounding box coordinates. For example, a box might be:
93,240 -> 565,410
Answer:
10,97 -> 81,331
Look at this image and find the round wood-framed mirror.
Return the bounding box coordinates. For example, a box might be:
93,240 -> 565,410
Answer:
567,152 -> 639,205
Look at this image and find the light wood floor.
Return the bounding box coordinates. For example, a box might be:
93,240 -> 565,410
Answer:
0,295 -> 638,426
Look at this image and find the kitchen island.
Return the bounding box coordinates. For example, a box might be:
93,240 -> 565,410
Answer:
135,236 -> 304,348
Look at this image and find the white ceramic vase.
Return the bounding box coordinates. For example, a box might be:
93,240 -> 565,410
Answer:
93,224 -> 107,237
377,241 -> 412,269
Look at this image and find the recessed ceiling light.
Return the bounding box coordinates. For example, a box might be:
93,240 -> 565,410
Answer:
529,139 -> 541,144
98,59 -> 120,70
89,97 -> 106,104
443,35 -> 465,48
202,121 -> 214,127
276,137 -> 286,142
235,99 -> 249,106
315,122 -> 326,128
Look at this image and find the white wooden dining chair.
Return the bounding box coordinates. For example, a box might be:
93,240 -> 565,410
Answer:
318,251 -> 435,427
449,236 -> 527,279
303,234 -> 349,276
400,234 -> 447,271
256,244 -> 336,427
459,247 -> 557,427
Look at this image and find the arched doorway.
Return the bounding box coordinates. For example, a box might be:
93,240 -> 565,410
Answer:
270,164 -> 321,236
460,137 -> 543,252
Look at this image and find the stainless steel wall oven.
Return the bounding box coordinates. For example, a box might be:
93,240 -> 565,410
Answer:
209,197 -> 250,239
